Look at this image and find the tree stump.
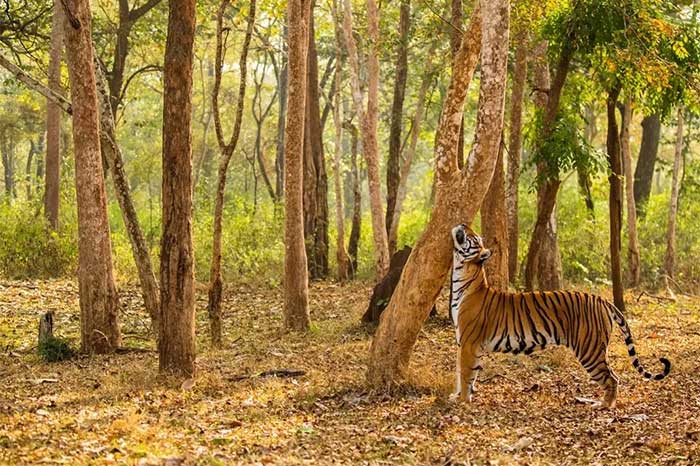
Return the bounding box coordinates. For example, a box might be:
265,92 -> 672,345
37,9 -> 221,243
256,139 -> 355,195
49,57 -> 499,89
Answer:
38,311 -> 55,347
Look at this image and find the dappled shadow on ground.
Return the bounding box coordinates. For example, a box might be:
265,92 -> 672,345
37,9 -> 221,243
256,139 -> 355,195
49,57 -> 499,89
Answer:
1,279 -> 699,465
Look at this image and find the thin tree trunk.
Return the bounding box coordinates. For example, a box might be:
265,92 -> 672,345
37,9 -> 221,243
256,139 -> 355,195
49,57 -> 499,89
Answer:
62,0 -> 121,353
95,63 -> 161,331
634,113 -> 661,217
481,139 -> 509,289
207,0 -> 256,346
385,0 -> 410,255
251,56 -> 278,202
284,0 -> 312,331
451,0 -> 465,169
303,6 -> 329,280
388,49 -> 436,252
341,0 -> 390,279
275,25 -> 288,200
606,85 -> 625,313
45,0 -> 64,229
0,53 -> 72,114
505,31 -> 527,283
159,0 -> 196,375
25,141 -> 35,200
663,108 -> 684,288
369,0 -> 509,386
620,99 -> 640,287
347,122 -> 361,278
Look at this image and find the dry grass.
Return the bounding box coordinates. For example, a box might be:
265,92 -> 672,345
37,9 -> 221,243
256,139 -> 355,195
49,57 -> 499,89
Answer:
1,279 -> 699,465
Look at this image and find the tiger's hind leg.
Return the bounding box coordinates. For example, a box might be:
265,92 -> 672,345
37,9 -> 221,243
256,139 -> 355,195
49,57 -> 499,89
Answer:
581,355 -> 619,409
467,356 -> 482,399
454,345 -> 477,402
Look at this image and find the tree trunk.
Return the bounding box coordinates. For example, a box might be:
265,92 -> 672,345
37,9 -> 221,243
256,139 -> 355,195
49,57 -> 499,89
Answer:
388,48 -> 436,253
385,0 -> 410,255
95,63 -> 160,332
505,31 -> 527,283
251,57 -> 278,202
451,0 -> 465,169
159,0 -> 196,375
62,0 -> 121,353
331,4 -> 350,282
341,0 -> 390,279
663,109 -> 684,287
45,0 -> 64,229
347,122 -> 361,278
303,7 -> 329,280
606,85 -> 625,313
633,113 -> 661,217
1,137 -> 15,200
368,0 -> 508,386
481,139 -> 509,289
620,99 -> 640,287
207,0 -> 255,346
25,141 -> 35,199
275,25 -> 288,200
523,41 -> 571,291
284,0 -> 312,331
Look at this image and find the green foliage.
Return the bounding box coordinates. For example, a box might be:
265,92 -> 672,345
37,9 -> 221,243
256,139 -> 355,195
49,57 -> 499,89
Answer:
38,335 -> 75,362
0,202 -> 77,279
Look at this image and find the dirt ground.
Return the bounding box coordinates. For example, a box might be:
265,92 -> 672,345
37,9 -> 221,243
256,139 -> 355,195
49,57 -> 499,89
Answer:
1,279 -> 699,465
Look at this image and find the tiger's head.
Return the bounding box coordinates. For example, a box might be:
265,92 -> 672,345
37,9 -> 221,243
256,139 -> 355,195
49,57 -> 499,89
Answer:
451,224 -> 492,267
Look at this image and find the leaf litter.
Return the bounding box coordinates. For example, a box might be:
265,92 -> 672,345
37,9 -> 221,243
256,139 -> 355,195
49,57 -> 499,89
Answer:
0,279 -> 699,464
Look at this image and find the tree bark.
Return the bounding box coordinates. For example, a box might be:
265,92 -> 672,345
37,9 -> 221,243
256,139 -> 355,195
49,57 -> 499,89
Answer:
481,139 -> 509,289
45,0 -> 64,229
663,109 -> 684,286
347,122 -> 361,278
633,113 -> 661,217
505,31 -> 527,283
159,0 -> 196,375
62,0 -> 121,353
385,0 -> 410,255
303,6 -> 329,280
275,25 -> 288,200
341,0 -> 390,279
284,0 -> 312,331
368,0 -> 508,386
450,0 -> 465,169
94,62 -> 161,332
620,99 -> 640,287
207,0 -> 256,346
606,85 -> 625,313
0,53 -> 72,115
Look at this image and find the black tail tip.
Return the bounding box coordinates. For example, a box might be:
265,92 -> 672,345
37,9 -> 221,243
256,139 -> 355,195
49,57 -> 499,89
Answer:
655,358 -> 671,380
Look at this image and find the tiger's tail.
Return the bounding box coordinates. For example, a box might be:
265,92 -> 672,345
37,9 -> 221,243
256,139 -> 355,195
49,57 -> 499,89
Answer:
609,304 -> 671,381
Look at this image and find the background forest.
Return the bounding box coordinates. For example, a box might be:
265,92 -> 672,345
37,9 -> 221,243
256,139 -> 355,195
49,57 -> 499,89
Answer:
2,0 -> 700,464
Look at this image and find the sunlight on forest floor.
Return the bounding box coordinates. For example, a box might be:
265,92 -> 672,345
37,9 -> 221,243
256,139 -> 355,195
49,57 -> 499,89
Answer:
1,280 -> 699,465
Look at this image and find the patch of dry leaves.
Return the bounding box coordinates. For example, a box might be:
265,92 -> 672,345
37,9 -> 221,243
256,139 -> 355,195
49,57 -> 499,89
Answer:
1,279 -> 699,465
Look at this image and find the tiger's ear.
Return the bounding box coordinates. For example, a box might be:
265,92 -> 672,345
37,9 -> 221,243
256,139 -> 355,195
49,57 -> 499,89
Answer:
478,249 -> 492,263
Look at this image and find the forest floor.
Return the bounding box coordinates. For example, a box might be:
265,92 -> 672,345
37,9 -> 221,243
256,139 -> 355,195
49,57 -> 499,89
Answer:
1,279 -> 699,465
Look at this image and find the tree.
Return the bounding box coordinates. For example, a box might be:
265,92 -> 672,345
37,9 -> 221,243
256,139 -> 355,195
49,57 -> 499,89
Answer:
341,0 -> 390,278
347,121 -> 362,278
45,0 -> 64,230
62,0 -> 121,353
368,0 -> 509,385
274,25 -> 288,200
303,5 -> 329,279
506,31 -> 527,283
664,109 -> 685,291
159,0 -> 196,375
620,99 -> 640,287
385,0 -> 410,255
481,140 -> 509,289
633,113 -> 661,216
207,0 -> 256,346
284,0 -> 312,331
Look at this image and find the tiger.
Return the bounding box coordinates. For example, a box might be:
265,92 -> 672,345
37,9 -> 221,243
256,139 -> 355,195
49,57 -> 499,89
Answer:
449,223 -> 670,408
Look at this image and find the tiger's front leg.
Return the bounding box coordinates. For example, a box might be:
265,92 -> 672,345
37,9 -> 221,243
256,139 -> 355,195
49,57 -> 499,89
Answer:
456,345 -> 478,402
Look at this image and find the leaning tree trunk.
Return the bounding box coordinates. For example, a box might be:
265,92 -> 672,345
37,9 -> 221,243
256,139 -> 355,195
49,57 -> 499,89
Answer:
633,113 -> 661,217
481,140 -> 509,289
45,0 -> 64,229
159,0 -> 196,375
663,109 -> 685,290
620,99 -> 640,287
385,0 -> 410,255
505,30 -> 527,283
63,0 -> 121,353
284,0 -> 312,331
450,0 -> 465,169
606,85 -> 625,313
341,0 -> 389,279
369,0 -> 509,386
207,0 -> 255,346
303,7 -> 329,280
